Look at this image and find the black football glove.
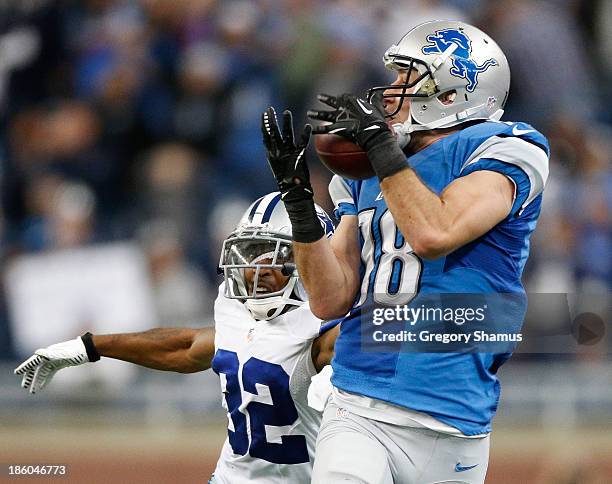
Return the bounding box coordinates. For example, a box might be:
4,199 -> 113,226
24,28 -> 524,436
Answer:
262,107 -> 313,203
308,92 -> 408,180
261,107 -> 324,243
307,92 -> 393,151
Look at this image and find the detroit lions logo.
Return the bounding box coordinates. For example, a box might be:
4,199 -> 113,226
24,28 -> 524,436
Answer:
422,28 -> 497,93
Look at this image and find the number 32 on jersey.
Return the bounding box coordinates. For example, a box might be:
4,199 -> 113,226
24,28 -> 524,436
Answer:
212,350 -> 309,465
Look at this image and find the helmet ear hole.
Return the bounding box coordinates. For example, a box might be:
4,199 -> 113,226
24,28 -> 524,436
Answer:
438,90 -> 457,106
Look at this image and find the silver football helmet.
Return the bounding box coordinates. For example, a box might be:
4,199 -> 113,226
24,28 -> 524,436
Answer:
368,20 -> 510,147
219,192 -> 335,321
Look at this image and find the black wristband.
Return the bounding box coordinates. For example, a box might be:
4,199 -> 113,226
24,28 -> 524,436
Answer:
366,136 -> 409,181
81,332 -> 101,362
283,199 -> 325,243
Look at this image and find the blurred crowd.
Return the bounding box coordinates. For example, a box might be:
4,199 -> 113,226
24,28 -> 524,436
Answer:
0,0 -> 610,360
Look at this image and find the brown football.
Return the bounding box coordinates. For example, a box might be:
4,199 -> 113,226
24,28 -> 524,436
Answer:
314,134 -> 375,180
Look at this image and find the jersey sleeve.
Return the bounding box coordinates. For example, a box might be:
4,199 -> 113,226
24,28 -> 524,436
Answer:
214,282 -> 250,327
319,319 -> 341,335
328,175 -> 357,219
213,282 -> 226,319
287,305 -> 326,341
459,133 -> 549,216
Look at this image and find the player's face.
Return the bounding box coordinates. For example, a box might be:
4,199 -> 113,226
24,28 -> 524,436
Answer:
244,260 -> 290,295
382,69 -> 420,125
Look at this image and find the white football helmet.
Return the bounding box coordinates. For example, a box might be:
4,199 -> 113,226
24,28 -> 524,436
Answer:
368,20 -> 510,147
219,192 -> 334,321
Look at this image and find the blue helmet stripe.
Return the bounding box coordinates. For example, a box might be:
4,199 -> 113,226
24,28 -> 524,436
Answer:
261,193 -> 282,223
250,192 -> 281,225
247,196 -> 265,223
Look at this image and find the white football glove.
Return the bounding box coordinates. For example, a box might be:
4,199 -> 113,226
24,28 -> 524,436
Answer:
14,337 -> 91,394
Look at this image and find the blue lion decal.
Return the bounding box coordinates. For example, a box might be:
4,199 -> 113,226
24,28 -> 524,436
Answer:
422,28 -> 497,92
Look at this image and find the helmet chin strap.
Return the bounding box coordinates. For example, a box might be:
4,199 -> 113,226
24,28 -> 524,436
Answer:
393,104 -> 506,148
244,276 -> 305,321
392,103 -> 430,149
392,107 -> 451,148
392,121 -> 412,148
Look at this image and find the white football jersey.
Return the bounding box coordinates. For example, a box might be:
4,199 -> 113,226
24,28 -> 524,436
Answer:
210,283 -> 325,484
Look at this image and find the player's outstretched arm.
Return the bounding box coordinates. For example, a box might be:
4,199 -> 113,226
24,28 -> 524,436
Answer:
262,107 -> 361,319
14,327 -> 215,394
91,327 -> 215,373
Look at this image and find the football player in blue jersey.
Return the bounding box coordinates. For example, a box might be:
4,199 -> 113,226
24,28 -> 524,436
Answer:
264,20 -> 549,484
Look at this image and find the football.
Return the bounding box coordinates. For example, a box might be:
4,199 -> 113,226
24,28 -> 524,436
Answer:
314,134 -> 374,180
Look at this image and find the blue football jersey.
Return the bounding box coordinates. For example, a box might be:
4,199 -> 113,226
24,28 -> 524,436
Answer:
328,120 -> 549,435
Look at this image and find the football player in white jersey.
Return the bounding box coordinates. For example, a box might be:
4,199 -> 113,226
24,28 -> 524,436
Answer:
14,192 -> 339,484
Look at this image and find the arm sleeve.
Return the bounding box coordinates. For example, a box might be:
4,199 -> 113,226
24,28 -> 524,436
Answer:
459,136 -> 549,217
328,175 -> 357,219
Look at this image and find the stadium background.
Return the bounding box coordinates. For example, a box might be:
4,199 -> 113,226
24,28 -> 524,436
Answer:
0,0 -> 610,482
